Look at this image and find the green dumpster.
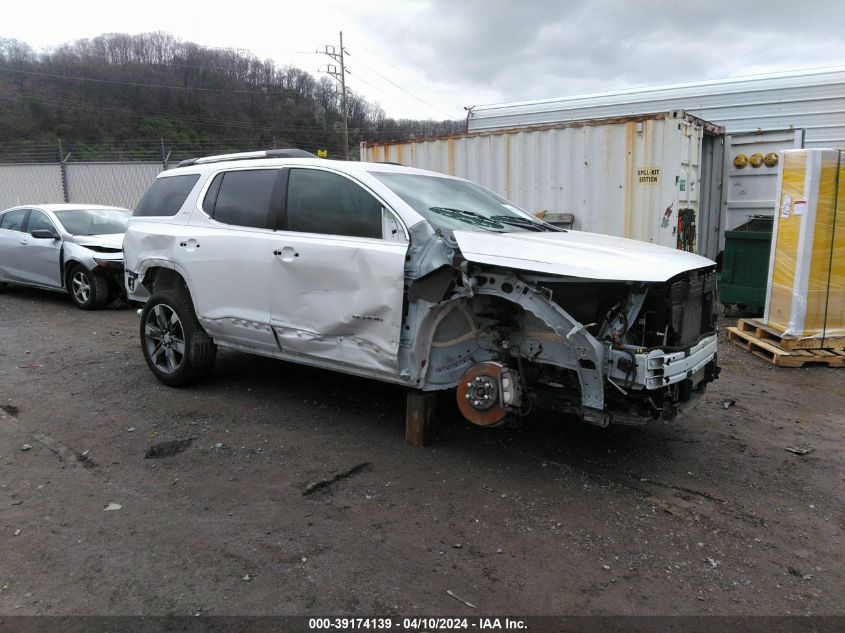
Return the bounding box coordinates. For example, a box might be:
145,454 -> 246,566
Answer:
719,216 -> 774,315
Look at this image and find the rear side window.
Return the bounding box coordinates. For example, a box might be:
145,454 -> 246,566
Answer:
286,169 -> 382,239
0,209 -> 28,231
204,169 -> 280,229
134,174 -> 200,217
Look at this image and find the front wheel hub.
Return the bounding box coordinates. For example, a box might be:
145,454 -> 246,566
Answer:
456,361 -> 522,427
466,376 -> 498,410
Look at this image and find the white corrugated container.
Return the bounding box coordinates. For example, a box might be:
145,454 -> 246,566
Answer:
362,110 -> 725,259
467,66 -> 845,148
720,129 -> 805,248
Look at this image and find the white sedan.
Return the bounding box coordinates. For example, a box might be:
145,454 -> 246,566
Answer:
0,204 -> 130,309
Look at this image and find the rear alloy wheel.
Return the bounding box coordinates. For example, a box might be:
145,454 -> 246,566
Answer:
140,291 -> 216,386
69,264 -> 108,310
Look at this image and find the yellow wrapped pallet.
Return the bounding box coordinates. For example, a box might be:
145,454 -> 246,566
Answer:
764,149 -> 845,340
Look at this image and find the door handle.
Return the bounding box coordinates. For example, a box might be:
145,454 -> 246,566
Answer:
273,246 -> 299,261
19,239 -> 28,245
179,239 -> 200,250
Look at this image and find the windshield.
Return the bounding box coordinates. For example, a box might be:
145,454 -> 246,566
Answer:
370,171 -> 561,233
54,208 -> 130,236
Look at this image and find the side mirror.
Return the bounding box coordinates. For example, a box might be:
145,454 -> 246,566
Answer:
31,229 -> 59,240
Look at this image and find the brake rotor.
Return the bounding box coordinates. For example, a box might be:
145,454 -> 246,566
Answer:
456,361 -> 519,427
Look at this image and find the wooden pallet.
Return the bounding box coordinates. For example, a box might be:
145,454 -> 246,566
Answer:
735,318 -> 845,351
727,326 -> 845,367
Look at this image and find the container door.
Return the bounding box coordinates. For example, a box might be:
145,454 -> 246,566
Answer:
664,119 -> 703,252
721,129 -> 804,251
696,132 -> 724,260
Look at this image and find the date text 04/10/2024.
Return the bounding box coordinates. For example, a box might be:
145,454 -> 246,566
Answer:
307,617 -> 527,630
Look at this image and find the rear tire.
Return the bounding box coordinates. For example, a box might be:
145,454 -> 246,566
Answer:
140,290 -> 216,387
68,264 -> 108,310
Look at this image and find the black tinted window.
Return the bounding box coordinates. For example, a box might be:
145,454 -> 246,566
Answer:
202,173 -> 223,215
287,169 -> 382,239
211,170 -> 279,229
0,209 -> 27,232
134,174 -> 200,217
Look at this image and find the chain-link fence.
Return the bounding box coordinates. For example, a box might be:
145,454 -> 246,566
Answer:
0,160 -> 162,210
0,134 -> 387,209
0,137 -> 287,211
66,162 -> 164,209
0,163 -> 67,209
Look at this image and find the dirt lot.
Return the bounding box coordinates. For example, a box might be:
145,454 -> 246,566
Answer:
0,287 -> 843,616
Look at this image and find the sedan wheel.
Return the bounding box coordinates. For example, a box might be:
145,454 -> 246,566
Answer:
71,270 -> 91,304
67,264 -> 109,310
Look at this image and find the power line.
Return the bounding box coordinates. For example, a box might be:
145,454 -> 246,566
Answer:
357,44 -> 467,111
0,65 -> 302,96
352,62 -> 455,118
347,72 -> 437,121
46,51 -> 320,76
0,49 -> 464,129
0,93 -> 442,137
0,93 -> 310,132
206,45 -> 321,58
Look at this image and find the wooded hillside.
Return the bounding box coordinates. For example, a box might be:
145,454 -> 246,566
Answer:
0,32 -> 463,162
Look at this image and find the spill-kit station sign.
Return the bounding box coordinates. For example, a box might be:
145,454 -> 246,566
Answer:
637,167 -> 661,184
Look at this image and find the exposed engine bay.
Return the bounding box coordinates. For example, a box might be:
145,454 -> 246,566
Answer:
402,225 -> 720,429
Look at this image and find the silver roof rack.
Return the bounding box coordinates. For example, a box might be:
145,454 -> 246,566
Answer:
177,149 -> 317,168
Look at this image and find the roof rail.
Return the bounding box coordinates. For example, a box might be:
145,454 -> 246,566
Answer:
177,149 -> 317,168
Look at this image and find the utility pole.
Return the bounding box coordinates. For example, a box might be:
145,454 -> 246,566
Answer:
320,31 -> 350,160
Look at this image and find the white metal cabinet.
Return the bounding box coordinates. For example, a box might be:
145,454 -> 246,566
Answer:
719,129 -> 805,249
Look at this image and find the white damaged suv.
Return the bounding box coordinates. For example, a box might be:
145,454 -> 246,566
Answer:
124,150 -> 719,428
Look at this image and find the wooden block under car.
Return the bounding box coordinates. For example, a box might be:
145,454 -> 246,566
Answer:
405,391 -> 438,447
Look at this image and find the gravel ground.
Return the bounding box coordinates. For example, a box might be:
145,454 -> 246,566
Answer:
0,286 -> 843,616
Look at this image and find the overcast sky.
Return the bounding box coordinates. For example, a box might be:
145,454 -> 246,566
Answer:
3,0 -> 845,120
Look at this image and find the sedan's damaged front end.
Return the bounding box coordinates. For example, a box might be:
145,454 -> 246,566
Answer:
65,236 -> 127,298
403,226 -> 719,429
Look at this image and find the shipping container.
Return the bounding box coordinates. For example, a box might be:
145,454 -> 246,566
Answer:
361,110 -> 725,259
466,66 -> 845,149
465,67 -> 845,248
